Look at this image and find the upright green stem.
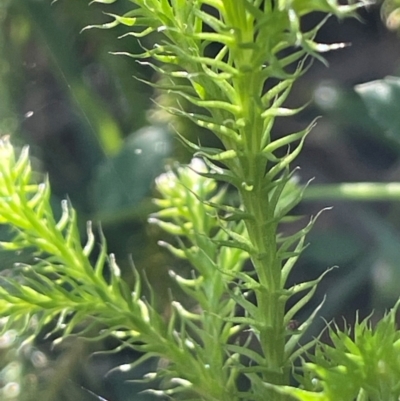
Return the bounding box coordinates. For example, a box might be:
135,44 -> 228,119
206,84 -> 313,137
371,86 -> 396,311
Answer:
81,1 -> 367,399
237,148 -> 289,399
241,185 -> 287,382
232,43 -> 289,398
304,183 -> 400,202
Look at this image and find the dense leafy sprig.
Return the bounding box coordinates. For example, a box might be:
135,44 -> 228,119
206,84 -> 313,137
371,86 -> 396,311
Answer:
0,137 -> 158,341
0,137 -> 245,400
0,1 -> 384,401
267,300 -> 400,401
82,1 -> 366,398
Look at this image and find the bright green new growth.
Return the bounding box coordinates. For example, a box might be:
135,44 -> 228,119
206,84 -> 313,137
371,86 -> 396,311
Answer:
268,300 -> 400,401
0,136 -> 168,346
83,0 -> 365,396
0,137 -> 247,399
5,1 -> 400,401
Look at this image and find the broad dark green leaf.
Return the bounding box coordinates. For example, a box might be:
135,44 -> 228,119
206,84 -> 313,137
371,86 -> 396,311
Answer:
356,76 -> 400,144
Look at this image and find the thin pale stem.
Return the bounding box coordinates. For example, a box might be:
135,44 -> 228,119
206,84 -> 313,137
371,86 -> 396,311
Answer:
304,183 -> 400,202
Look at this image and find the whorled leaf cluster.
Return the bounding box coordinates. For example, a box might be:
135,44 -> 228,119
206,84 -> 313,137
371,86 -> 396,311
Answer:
267,300 -> 400,401
0,1 -> 383,401
0,137 -> 169,356
82,0 -> 365,392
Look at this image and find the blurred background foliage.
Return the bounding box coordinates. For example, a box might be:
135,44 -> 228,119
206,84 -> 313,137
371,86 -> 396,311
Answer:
1,0 -> 400,400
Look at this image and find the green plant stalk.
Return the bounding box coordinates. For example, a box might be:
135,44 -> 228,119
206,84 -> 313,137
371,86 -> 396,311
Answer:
231,58 -> 288,386
180,230 -> 232,400
304,182 -> 400,201
241,187 -> 286,384
199,4 -> 267,393
218,2 -> 287,389
146,0 -> 293,392
151,163 -> 249,400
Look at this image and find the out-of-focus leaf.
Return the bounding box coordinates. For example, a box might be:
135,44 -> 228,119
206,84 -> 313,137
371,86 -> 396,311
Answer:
356,207 -> 400,306
355,76 -> 400,144
314,82 -> 384,133
21,0 -> 124,155
92,125 -> 172,217
304,228 -> 364,266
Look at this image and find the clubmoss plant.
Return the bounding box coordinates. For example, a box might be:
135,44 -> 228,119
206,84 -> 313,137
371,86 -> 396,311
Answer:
5,1 -> 400,401
267,299 -> 400,401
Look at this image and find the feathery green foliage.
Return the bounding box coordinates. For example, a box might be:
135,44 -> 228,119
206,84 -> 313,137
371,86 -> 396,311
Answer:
0,136 -> 158,343
266,300 -> 400,401
82,1 -> 366,397
5,1 -> 400,401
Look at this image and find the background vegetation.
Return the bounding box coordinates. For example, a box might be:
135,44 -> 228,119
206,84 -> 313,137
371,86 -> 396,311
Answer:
1,1 -> 400,400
